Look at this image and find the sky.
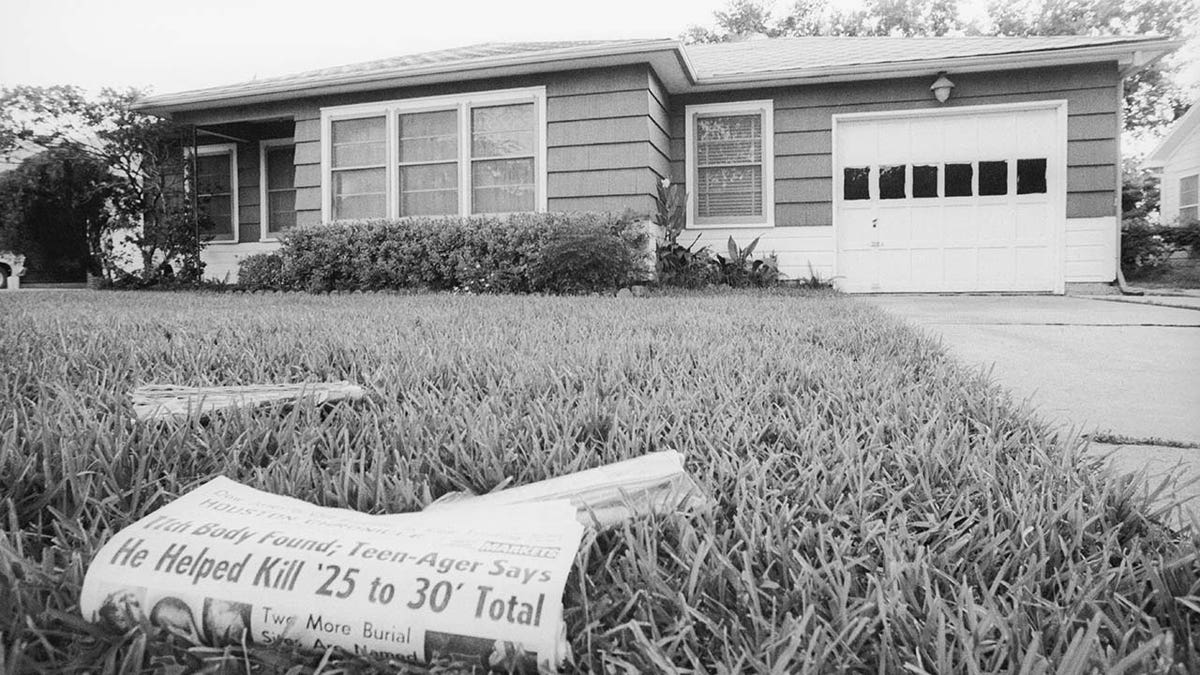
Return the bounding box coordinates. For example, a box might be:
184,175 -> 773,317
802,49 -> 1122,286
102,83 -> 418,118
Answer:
0,0 -> 727,95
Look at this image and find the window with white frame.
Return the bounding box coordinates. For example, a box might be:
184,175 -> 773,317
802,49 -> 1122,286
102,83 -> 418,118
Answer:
686,100 -> 773,228
261,141 -> 297,239
1181,174 -> 1198,224
323,88 -> 546,221
194,144 -> 237,242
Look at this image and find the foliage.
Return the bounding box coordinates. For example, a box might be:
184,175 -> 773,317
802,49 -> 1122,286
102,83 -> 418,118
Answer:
233,252 -> 286,291
795,260 -> 838,289
528,228 -> 644,294
2,291 -> 1200,672
652,179 -> 717,288
240,212 -> 648,294
0,85 -> 204,282
1120,217 -> 1200,272
0,147 -> 111,281
1123,159 -> 1161,220
684,0 -> 1198,134
714,235 -> 780,287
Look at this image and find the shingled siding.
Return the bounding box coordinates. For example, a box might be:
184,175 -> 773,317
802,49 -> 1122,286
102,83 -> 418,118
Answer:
219,65 -> 668,226
668,62 -> 1121,227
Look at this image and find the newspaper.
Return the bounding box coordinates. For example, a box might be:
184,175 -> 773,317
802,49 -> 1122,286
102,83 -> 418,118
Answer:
79,477 -> 584,672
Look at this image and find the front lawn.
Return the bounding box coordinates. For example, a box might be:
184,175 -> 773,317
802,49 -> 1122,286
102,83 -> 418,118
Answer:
1,290 -> 1197,673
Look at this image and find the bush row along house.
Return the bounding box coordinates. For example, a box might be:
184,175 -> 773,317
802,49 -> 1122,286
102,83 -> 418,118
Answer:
135,35 -> 1178,293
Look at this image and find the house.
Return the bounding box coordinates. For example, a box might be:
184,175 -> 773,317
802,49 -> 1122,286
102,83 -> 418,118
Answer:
135,35 -> 1178,293
1145,104 -> 1199,227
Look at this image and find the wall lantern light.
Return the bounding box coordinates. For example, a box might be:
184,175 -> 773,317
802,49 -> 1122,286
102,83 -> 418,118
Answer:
930,72 -> 955,103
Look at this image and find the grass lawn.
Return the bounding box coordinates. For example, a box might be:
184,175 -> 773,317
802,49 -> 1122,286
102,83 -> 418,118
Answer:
1126,258 -> 1200,290
2,290 -> 1198,673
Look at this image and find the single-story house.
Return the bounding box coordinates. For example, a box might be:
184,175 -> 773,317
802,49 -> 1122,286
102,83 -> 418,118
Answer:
1145,104 -> 1199,227
136,35 -> 1178,293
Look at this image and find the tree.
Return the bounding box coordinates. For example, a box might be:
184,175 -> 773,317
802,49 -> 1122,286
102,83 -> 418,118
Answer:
0,147 -> 111,281
0,86 -> 203,282
685,0 -> 1197,133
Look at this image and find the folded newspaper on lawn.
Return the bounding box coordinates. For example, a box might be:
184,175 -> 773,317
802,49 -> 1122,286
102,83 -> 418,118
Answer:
81,452 -> 703,672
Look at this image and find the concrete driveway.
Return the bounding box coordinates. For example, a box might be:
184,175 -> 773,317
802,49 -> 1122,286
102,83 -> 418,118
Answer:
864,294 -> 1200,517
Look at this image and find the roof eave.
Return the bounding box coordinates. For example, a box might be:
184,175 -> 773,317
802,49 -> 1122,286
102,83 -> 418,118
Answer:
135,39 -> 688,114
689,39 -> 1182,92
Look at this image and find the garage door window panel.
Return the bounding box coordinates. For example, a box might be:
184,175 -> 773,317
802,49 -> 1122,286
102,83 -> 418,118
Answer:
1017,158 -> 1047,195
945,163 -> 973,197
979,160 -> 1008,196
843,167 -> 870,200
912,165 -> 939,199
879,165 -> 906,200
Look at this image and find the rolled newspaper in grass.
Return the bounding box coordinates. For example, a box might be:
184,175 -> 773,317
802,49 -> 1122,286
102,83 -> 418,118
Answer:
131,382 -> 366,421
426,451 -> 708,529
80,477 -> 582,671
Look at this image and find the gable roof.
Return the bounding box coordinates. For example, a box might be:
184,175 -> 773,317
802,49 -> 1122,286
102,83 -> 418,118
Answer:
1145,104 -> 1199,168
685,35 -> 1170,79
135,35 -> 1179,114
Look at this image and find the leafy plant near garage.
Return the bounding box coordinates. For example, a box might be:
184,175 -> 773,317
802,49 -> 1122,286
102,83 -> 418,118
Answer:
653,180 -> 716,288
714,235 -> 779,287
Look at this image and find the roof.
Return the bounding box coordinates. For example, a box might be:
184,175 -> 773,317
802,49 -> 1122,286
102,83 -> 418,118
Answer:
685,35 -> 1170,78
136,35 -> 1180,113
1145,104 -> 1199,167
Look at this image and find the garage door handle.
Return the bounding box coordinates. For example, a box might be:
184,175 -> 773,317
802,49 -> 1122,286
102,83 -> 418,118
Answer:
872,218 -> 877,228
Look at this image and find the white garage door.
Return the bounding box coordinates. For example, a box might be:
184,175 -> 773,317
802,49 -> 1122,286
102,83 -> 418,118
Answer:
834,103 -> 1065,293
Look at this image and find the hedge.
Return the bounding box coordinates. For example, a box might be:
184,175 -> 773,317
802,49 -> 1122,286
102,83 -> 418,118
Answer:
238,212 -> 650,294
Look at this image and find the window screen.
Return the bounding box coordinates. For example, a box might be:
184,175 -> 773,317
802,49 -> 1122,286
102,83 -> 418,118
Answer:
265,146 -> 296,236
979,160 -> 1008,196
695,113 -> 764,219
331,117 -> 387,220
400,109 -> 459,216
471,103 -> 536,214
843,167 -> 870,200
879,165 -> 906,200
195,151 -> 234,240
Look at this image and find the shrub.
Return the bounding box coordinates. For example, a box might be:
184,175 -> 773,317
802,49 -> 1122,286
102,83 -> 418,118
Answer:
1121,218 -> 1173,272
714,236 -> 779,287
529,228 -> 643,293
1121,218 -> 1200,274
236,252 -> 285,290
240,212 -> 648,294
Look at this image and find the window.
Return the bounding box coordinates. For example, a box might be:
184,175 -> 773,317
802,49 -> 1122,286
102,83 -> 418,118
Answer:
322,88 -> 546,221
195,144 -> 237,242
1017,158 -> 1047,195
843,167 -> 870,200
879,165 -> 906,200
399,110 -> 458,217
1181,175 -> 1198,224
945,163 -> 973,197
686,100 -> 773,227
330,117 -> 387,220
979,160 -> 1008,196
912,165 -> 939,198
261,141 -> 296,239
